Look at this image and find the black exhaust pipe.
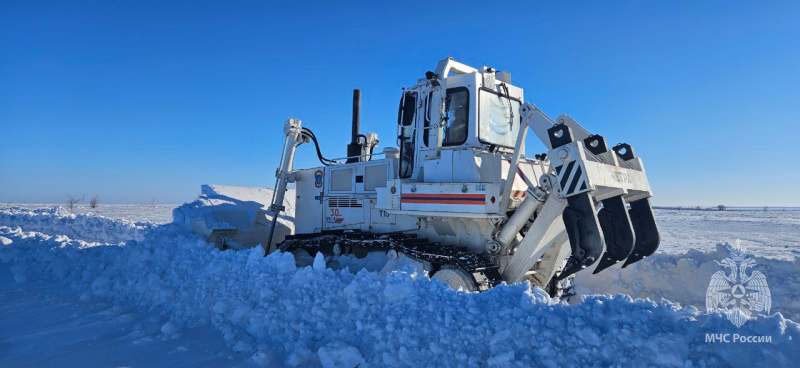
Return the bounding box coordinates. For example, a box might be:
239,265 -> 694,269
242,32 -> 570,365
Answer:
346,89 -> 362,163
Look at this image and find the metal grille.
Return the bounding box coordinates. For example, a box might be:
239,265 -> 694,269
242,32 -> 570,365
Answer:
328,196 -> 362,208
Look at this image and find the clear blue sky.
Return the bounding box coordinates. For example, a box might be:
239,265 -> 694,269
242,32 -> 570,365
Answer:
1,1 -> 798,206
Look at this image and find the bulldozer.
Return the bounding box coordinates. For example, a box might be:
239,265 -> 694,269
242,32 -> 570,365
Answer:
200,58 -> 660,295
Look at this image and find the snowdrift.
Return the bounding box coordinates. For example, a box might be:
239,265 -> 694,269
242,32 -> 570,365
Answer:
1,200 -> 799,366
0,206 -> 152,243
576,244 -> 800,321
1,220 -> 799,366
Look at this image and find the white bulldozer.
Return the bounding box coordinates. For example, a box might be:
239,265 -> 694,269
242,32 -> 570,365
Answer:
196,58 -> 660,295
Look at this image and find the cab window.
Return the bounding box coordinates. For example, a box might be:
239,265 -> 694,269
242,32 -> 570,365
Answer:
442,88 -> 469,146
478,88 -> 520,148
423,92 -> 432,146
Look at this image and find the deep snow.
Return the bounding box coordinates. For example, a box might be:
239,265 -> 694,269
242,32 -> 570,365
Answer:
1,202 -> 799,367
0,263 -> 245,367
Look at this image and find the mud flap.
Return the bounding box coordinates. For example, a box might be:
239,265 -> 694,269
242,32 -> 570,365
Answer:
558,192 -> 605,279
593,195 -> 636,273
622,198 -> 660,267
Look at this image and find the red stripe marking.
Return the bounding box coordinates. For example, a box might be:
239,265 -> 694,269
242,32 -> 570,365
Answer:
401,193 -> 485,199
401,193 -> 486,205
402,199 -> 485,205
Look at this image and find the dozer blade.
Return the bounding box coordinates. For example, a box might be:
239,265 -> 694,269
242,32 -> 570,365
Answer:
593,195 -> 636,273
558,192 -> 605,279
622,198 -> 660,268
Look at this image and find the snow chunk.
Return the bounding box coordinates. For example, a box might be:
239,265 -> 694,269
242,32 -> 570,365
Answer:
383,279 -> 416,302
313,251 -> 326,271
161,321 -> 180,336
318,341 -> 364,368
487,351 -> 515,367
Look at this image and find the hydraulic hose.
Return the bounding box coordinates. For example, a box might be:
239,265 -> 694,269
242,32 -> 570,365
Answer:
301,127 -> 340,166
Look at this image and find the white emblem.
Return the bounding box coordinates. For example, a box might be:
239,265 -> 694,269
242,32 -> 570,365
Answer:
706,243 -> 771,328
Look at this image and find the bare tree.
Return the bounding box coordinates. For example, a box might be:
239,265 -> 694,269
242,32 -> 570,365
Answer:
717,204 -> 726,211
67,195 -> 80,212
90,196 -> 99,209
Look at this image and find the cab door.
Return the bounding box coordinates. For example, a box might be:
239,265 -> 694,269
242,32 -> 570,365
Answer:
397,91 -> 418,179
417,89 -> 439,165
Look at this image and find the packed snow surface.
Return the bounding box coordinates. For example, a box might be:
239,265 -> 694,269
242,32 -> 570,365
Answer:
1,199 -> 799,367
656,208 -> 800,259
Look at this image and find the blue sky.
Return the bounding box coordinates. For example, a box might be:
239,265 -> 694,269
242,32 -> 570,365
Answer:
1,1 -> 798,206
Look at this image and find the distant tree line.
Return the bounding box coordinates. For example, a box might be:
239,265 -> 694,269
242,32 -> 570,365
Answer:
65,195 -> 99,212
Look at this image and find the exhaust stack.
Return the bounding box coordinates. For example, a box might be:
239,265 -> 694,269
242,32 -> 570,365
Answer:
346,89 -> 362,163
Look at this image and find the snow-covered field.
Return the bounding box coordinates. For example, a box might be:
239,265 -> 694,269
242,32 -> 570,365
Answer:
0,203 -> 178,224
656,208 -> 800,260
1,201 -> 799,367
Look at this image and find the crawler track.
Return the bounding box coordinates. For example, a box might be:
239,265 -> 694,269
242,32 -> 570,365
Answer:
277,231 -> 502,291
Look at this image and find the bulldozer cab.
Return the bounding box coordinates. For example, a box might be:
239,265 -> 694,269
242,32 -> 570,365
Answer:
396,60 -> 525,182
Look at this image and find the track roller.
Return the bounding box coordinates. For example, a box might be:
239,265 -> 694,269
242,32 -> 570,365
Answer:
432,267 -> 478,292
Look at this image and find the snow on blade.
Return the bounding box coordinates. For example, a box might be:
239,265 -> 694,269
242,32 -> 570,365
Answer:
172,184 -> 295,237
1,225 -> 798,367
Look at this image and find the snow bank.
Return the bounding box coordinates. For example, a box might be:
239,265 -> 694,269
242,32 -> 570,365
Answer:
576,244 -> 800,321
0,206 -> 152,243
0,203 -> 176,224
1,226 -> 798,367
